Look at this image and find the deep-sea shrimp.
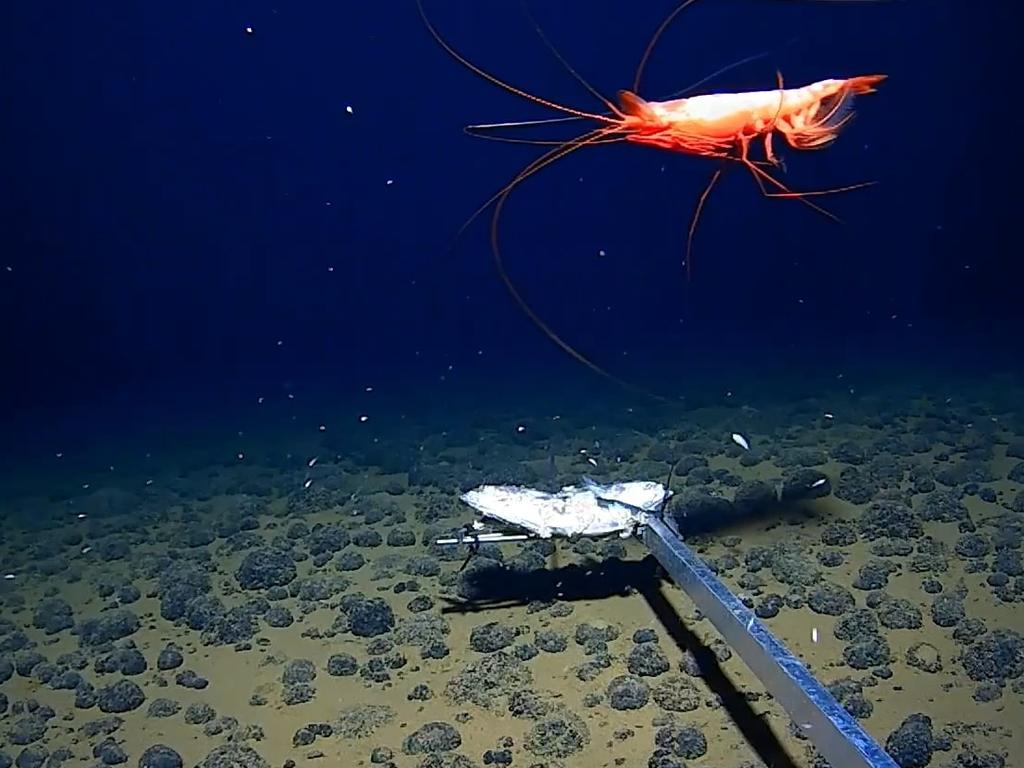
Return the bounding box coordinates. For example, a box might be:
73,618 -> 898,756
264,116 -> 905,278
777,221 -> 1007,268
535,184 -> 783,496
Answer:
417,0 -> 886,398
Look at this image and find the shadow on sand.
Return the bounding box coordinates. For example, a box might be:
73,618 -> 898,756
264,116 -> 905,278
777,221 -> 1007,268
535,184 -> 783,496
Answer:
442,551 -> 802,768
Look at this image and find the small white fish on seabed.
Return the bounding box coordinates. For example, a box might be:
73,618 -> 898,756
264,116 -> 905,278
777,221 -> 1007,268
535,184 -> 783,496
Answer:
731,433 -> 750,450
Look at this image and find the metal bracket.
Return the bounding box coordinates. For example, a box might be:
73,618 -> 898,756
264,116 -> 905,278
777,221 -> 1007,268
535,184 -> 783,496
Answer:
643,515 -> 897,768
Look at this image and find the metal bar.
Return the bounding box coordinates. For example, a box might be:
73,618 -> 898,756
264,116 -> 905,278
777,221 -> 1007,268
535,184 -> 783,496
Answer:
643,516 -> 897,768
434,532 -> 532,545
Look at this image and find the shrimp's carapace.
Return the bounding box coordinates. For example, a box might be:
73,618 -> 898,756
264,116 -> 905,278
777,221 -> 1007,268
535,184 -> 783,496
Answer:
619,75 -> 886,160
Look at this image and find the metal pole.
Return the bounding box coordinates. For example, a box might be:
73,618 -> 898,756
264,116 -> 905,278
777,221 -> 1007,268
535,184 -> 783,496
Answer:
643,516 -> 898,768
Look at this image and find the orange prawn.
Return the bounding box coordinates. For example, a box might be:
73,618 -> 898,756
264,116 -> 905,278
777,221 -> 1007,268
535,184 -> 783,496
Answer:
418,0 -> 886,397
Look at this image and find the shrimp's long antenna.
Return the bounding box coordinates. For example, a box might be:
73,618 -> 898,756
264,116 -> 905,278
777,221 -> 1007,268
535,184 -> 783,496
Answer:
635,0 -> 895,94
519,2 -> 623,117
686,167 -> 724,280
633,0 -> 704,93
661,47 -> 780,100
417,0 -> 617,125
464,116 -> 625,145
468,115 -> 588,131
464,130 -> 625,146
484,131 -> 672,402
452,128 -> 626,244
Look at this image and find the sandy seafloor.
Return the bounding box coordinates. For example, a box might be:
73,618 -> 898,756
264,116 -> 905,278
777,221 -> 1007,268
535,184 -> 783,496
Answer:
1,377 -> 1023,768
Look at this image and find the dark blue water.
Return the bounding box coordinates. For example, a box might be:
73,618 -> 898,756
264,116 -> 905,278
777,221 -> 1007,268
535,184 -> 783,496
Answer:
4,1 -> 1018,450
2,5 -> 1022,766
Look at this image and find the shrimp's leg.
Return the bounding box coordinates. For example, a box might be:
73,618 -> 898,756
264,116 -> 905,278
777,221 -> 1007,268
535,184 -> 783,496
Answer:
764,70 -> 787,167
682,127 -> 851,276
744,160 -> 843,222
742,158 -> 877,225
728,126 -> 838,221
